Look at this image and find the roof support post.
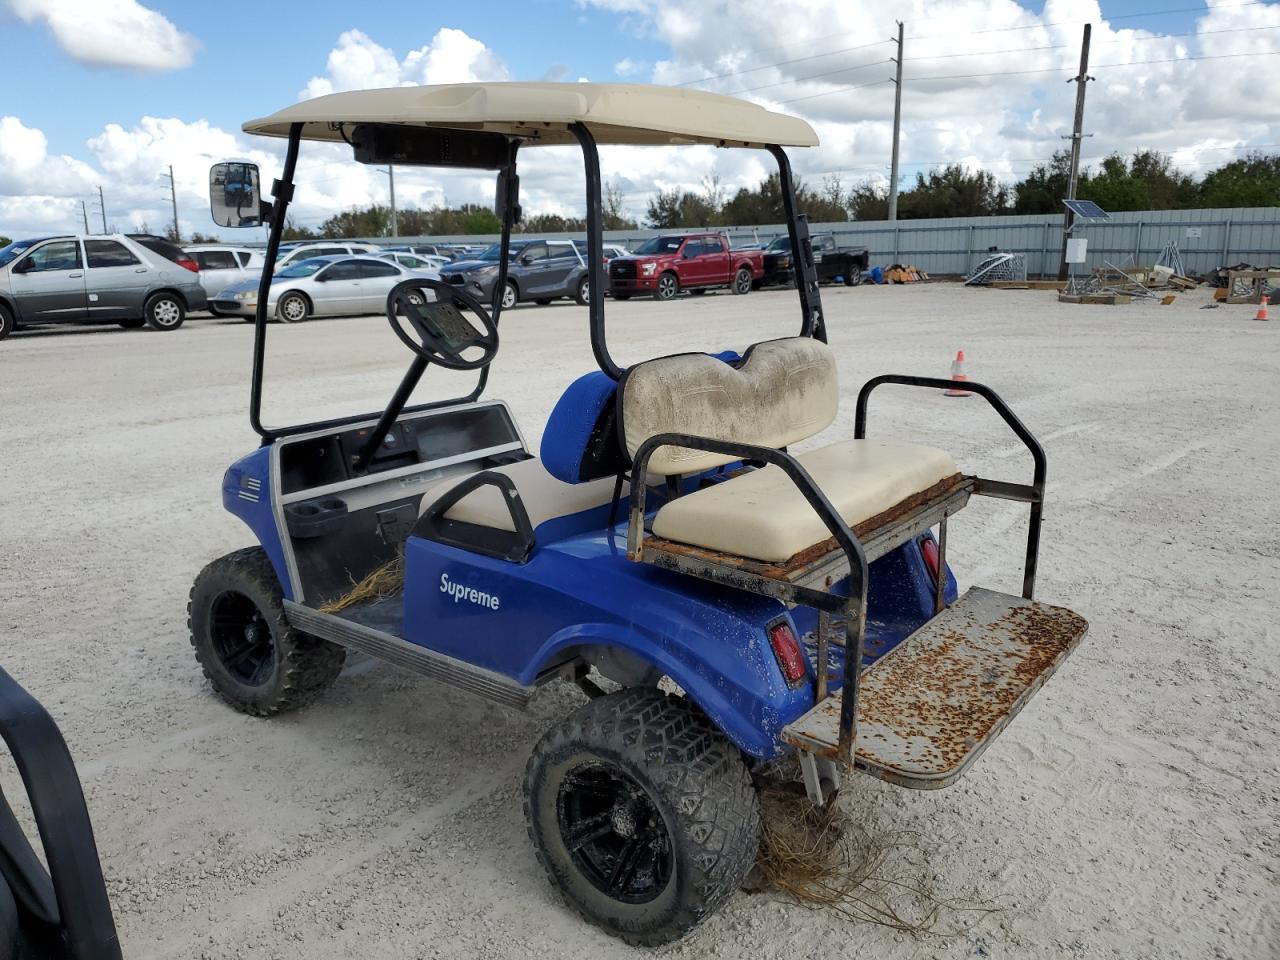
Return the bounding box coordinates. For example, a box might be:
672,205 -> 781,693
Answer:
472,139 -> 521,401
570,122 -> 622,380
768,144 -> 826,341
250,121 -> 302,442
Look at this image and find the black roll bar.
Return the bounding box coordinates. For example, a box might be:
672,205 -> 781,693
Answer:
0,667 -> 122,960
854,375 -> 1047,599
627,433 -> 869,763
768,144 -> 826,342
414,470 -> 536,563
569,123 -> 621,380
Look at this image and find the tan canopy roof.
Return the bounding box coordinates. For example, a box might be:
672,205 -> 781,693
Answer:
243,82 -> 818,148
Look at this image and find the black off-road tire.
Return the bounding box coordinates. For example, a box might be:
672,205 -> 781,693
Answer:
144,292 -> 185,331
188,546 -> 345,716
0,303 -> 15,341
654,272 -> 679,302
524,688 -> 759,946
117,318 -> 146,329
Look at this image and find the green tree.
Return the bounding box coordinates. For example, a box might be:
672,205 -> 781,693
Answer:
897,165 -> 1009,218
0,236 -> 11,247
603,178 -> 639,230
281,218 -> 318,240
848,179 -> 889,220
1199,153 -> 1280,207
644,188 -> 716,228
1012,151 -> 1079,214
1079,151 -> 1196,212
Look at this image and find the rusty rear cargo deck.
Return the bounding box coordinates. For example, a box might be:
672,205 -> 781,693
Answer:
783,586 -> 1088,789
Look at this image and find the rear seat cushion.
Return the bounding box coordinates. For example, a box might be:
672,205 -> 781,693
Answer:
619,338 -> 837,476
650,439 -> 960,563
417,457 -> 623,534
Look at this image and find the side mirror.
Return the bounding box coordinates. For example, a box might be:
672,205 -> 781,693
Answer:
11,258 -> 31,274
313,272 -> 328,282
519,254 -> 534,266
682,248 -> 694,259
209,161 -> 271,228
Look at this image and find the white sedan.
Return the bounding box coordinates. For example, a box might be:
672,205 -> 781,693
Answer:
209,255 -> 438,322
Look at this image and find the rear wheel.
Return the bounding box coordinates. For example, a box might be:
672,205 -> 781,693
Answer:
0,303 -> 11,341
654,272 -> 679,302
144,292 -> 185,331
844,269 -> 864,286
524,688 -> 759,946
574,277 -> 590,306
117,318 -> 146,329
277,292 -> 309,324
731,267 -> 752,295
188,547 -> 345,716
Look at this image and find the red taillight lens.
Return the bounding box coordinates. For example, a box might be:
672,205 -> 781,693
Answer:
767,621 -> 806,686
177,257 -> 199,272
921,536 -> 940,582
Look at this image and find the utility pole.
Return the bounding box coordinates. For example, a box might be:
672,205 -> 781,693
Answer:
1057,23 -> 1093,280
887,20 -> 905,222
388,164 -> 398,237
80,200 -> 90,233
94,186 -> 107,234
161,164 -> 180,242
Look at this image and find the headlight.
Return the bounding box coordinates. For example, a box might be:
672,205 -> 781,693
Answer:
641,262 -> 657,276
235,290 -> 256,301
475,264 -> 499,275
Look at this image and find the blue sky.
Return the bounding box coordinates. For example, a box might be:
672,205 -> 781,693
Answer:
1,0 -> 1276,237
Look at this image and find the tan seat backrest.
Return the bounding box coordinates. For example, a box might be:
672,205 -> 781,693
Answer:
619,337 -> 838,476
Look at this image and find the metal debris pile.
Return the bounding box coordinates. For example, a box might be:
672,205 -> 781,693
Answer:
965,253 -> 1026,286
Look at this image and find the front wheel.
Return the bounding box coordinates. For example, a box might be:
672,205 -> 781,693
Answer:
501,281 -> 519,311
844,269 -> 864,287
524,689 -> 759,946
188,546 -> 345,716
731,267 -> 753,295
277,292 -> 309,324
0,302 -> 12,341
653,272 -> 679,302
574,277 -> 590,306
144,292 -> 185,331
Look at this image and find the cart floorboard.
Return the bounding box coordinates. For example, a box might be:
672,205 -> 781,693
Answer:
783,586 -> 1088,789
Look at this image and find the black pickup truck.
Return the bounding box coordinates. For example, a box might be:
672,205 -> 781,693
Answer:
758,233 -> 869,287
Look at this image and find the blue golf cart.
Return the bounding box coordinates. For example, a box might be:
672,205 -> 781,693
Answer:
190,82 -> 1088,945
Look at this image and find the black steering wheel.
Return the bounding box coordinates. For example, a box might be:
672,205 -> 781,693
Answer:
385,278 -> 498,371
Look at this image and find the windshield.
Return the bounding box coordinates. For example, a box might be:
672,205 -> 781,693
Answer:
275,258 -> 328,279
764,237 -> 791,253
0,239 -> 43,268
631,236 -> 684,255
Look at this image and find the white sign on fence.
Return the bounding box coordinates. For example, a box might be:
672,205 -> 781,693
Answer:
1065,238 -> 1089,264
1186,227 -> 1203,240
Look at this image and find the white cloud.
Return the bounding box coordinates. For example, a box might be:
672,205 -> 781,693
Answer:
614,57 -> 647,76
8,0 -> 198,71
300,27 -> 509,100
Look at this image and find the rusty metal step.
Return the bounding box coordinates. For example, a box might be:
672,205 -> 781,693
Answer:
782,586 -> 1088,790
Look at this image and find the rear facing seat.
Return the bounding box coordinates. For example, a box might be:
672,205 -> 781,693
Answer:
618,337 -> 961,566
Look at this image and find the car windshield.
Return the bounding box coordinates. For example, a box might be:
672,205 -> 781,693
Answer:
471,241 -> 531,262
275,258 -> 328,278
0,239 -> 42,267
764,237 -> 791,253
631,236 -> 684,255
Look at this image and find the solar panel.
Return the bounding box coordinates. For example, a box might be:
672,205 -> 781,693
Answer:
1063,199 -> 1110,220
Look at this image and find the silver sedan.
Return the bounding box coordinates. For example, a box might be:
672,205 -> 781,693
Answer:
210,255 -> 438,322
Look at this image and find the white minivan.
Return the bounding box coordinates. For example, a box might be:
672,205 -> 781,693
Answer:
184,245 -> 267,309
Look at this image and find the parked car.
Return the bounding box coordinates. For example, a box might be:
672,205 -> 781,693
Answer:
759,233 -> 870,287
185,245 -> 267,309
273,241 -> 379,272
210,254 -> 437,322
607,232 -> 764,300
383,243 -> 464,261
0,233 -> 207,339
440,238 -> 590,308
379,250 -> 448,271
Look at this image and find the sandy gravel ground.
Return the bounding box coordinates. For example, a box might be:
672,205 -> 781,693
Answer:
1,283 -> 1276,960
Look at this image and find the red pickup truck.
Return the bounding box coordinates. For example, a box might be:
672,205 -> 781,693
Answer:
607,232 -> 764,301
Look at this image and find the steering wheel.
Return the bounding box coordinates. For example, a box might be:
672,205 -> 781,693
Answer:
385,278 -> 499,371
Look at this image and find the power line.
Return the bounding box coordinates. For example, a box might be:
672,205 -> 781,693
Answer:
726,56 -> 891,96
907,47 -> 1280,83
675,38 -> 893,87
906,0 -> 1273,40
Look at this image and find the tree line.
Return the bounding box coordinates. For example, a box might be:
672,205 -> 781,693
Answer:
177,148 -> 1277,241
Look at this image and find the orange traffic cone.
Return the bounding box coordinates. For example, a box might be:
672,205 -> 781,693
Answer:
945,350 -> 971,397
1256,295 -> 1270,321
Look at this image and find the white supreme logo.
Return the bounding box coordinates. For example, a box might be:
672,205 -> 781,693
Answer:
439,572 -> 500,611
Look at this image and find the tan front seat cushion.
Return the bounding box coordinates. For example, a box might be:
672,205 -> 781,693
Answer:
417,457 -> 623,533
650,439 -> 959,563
621,338 -> 838,476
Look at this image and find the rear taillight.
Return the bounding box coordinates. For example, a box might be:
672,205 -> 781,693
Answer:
767,620 -> 806,686
921,536 -> 940,583
177,257 -> 199,272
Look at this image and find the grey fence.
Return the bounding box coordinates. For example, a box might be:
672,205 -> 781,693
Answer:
362,206 -> 1279,279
